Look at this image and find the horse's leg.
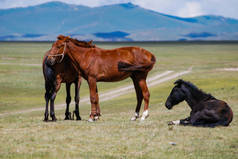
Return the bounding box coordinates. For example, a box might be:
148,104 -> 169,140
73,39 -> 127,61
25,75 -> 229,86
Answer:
65,83 -> 72,120
169,111 -> 210,126
168,117 -> 191,125
130,75 -> 143,121
87,77 -> 98,122
190,110 -> 221,127
50,91 -> 57,121
179,117 -> 191,125
44,93 -> 49,121
50,81 -> 61,121
44,82 -> 50,121
94,86 -> 101,120
74,78 -> 82,120
138,76 -> 150,121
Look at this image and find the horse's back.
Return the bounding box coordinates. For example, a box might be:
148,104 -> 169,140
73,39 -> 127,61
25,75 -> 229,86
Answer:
116,47 -> 155,73
197,99 -> 233,126
103,46 -> 156,72
83,46 -> 156,81
98,46 -> 155,63
119,46 -> 155,62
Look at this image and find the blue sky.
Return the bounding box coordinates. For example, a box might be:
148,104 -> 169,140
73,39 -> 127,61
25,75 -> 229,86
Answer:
0,0 -> 238,19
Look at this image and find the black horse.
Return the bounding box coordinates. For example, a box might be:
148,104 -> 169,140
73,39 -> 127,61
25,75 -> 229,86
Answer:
165,79 -> 233,127
43,53 -> 82,121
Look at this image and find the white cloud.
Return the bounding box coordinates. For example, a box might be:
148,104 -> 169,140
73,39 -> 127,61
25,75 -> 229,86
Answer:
177,1 -> 203,17
0,0 -> 238,19
0,0 -> 130,8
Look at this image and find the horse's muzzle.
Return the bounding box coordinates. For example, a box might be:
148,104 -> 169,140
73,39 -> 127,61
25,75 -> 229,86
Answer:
46,57 -> 56,66
165,101 -> 172,110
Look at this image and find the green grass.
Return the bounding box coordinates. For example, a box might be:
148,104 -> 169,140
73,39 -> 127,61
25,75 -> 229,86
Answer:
0,42 -> 238,159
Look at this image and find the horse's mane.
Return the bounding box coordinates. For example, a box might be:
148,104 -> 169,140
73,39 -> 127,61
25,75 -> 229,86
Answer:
69,38 -> 96,48
175,79 -> 216,101
57,35 -> 96,48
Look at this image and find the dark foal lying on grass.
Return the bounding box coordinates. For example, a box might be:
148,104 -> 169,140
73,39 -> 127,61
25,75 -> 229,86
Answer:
165,79 -> 233,127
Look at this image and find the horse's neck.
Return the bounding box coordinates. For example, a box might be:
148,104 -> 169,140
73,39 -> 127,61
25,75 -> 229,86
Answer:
68,43 -> 87,61
184,96 -> 197,110
67,43 -> 88,73
184,87 -> 208,110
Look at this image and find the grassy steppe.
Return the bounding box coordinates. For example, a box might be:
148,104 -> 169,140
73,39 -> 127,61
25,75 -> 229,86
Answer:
0,42 -> 237,159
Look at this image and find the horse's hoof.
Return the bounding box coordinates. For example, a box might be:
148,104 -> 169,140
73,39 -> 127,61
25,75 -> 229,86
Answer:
131,116 -> 137,121
64,116 -> 71,120
94,116 -> 99,120
76,116 -> 82,120
43,119 -> 48,122
140,115 -> 149,121
140,110 -> 149,121
168,121 -> 174,125
131,112 -> 139,121
131,116 -> 139,121
168,120 -> 180,125
65,112 -> 72,120
88,118 -> 94,122
51,117 -> 57,122
44,114 -> 49,122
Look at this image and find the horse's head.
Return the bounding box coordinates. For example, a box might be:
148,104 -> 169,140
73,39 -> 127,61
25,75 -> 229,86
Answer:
165,79 -> 187,109
47,35 -> 70,66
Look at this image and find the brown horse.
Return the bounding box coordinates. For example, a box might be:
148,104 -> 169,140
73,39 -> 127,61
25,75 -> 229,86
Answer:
46,35 -> 156,122
42,39 -> 95,121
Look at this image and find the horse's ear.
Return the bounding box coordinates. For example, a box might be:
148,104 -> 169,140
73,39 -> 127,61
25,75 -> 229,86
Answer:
174,79 -> 184,86
89,40 -> 96,47
65,36 -> 70,42
57,35 -> 65,40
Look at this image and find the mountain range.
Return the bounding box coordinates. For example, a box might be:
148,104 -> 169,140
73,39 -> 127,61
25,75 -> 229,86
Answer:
0,1 -> 238,41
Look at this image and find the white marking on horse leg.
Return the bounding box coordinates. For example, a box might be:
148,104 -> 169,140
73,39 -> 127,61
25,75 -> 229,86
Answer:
94,116 -> 99,120
141,110 -> 149,121
183,120 -> 189,124
172,120 -> 180,125
131,112 -> 139,121
88,118 -> 94,122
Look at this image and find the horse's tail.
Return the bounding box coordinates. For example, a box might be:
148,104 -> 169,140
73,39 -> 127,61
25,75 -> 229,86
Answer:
223,104 -> 233,126
215,103 -> 233,127
118,62 -> 151,72
118,55 -> 156,72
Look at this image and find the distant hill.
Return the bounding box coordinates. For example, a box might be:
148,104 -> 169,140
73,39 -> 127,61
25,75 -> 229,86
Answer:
0,1 -> 238,41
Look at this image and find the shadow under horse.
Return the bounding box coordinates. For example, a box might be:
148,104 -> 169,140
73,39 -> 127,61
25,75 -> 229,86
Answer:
165,79 -> 233,127
46,35 -> 156,122
42,40 -> 96,121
